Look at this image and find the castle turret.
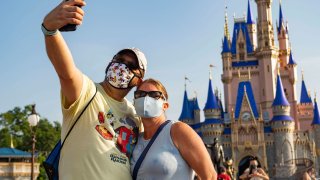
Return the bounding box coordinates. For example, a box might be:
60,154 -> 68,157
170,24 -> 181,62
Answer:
277,2 -> 290,68
312,98 -> 320,173
254,0 -> 278,116
300,75 -> 312,104
221,6 -> 233,113
255,0 -> 275,49
178,90 -> 193,124
271,74 -> 296,178
246,0 -> 257,50
202,75 -> 224,144
193,95 -> 201,124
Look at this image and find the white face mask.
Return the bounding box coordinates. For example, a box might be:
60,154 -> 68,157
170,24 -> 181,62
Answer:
134,96 -> 165,118
106,62 -> 134,89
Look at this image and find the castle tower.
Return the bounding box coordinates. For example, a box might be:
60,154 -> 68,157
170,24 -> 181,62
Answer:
312,98 -> 320,174
254,0 -> 275,49
255,0 -> 278,116
271,74 -> 296,178
202,73 -> 224,144
276,3 -> 299,130
193,95 -> 201,124
297,72 -> 313,131
246,0 -> 257,50
178,89 -> 193,124
277,2 -> 290,67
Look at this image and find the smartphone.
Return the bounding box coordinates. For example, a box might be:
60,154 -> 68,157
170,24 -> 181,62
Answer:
59,0 -> 81,31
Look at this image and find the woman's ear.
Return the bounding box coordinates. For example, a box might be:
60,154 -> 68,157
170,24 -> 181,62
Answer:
163,102 -> 169,110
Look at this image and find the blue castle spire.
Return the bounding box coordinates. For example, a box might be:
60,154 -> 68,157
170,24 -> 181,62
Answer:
204,79 -> 219,110
312,99 -> 320,125
272,74 -> 293,121
278,2 -> 284,34
193,96 -> 200,110
222,35 -> 231,53
178,90 -> 193,120
273,74 -> 290,106
300,77 -> 312,104
247,0 -> 254,24
288,51 -> 297,65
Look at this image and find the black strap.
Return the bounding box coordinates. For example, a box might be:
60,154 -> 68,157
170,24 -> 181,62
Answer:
132,120 -> 170,180
60,86 -> 98,148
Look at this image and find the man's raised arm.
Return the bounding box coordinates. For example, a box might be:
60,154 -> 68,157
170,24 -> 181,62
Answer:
42,0 -> 86,107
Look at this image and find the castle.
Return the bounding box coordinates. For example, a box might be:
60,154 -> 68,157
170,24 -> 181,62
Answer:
178,0 -> 320,179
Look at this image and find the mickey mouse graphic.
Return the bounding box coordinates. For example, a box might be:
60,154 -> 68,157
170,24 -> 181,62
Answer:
95,110 -> 138,158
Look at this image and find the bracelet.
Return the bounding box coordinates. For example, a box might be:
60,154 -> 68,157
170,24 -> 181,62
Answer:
41,23 -> 58,36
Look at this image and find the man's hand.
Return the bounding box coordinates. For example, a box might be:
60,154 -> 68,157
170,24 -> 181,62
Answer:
43,0 -> 86,31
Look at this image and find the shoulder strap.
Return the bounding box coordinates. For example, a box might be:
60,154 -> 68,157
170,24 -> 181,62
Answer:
60,86 -> 98,148
132,120 -> 170,180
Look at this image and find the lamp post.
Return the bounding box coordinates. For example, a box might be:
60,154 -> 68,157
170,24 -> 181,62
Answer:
27,104 -> 40,180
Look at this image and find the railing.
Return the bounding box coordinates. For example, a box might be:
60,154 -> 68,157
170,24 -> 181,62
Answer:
284,158 -> 314,179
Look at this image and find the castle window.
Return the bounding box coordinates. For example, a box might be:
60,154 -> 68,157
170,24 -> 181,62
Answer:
284,88 -> 289,98
239,43 -> 244,49
240,53 -> 245,60
265,41 -> 269,47
267,65 -> 270,72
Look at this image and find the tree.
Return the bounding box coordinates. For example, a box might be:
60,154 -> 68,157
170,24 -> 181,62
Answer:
0,105 -> 61,179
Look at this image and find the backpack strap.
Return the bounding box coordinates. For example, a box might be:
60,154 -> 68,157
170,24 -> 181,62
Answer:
132,120 -> 170,180
61,86 -> 98,148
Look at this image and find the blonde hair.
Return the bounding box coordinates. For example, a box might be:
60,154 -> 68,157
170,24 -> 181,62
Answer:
137,78 -> 168,100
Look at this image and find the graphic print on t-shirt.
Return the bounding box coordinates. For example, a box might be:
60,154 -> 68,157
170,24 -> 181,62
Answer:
95,110 -> 138,158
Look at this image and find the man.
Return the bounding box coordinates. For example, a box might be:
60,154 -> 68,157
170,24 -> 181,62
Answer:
239,157 -> 269,180
42,0 -> 147,179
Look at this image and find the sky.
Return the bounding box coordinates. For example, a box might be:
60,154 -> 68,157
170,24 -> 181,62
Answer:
0,0 -> 320,123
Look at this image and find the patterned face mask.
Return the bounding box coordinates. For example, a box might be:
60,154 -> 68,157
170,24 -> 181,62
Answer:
106,62 -> 135,89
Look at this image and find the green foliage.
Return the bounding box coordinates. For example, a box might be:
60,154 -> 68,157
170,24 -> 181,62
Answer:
0,105 -> 61,180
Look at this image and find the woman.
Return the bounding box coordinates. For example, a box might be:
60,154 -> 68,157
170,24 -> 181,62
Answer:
131,78 -> 217,180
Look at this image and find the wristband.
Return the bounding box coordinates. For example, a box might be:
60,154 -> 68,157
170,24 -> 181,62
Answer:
41,23 -> 58,36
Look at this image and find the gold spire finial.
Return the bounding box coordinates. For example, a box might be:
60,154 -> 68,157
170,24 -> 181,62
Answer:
301,69 -> 304,81
224,1 -> 230,41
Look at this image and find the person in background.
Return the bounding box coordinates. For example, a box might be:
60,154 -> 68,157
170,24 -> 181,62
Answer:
42,0 -> 147,179
239,157 -> 269,180
130,78 -> 217,180
218,166 -> 231,180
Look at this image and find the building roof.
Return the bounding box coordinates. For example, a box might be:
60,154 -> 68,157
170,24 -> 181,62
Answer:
234,81 -> 259,119
222,35 -> 231,53
204,79 -> 219,110
231,21 -> 254,55
178,90 -> 193,120
300,79 -> 312,104
193,97 -> 200,110
246,0 -> 254,24
312,100 -> 320,125
272,75 -> 290,106
0,147 -> 31,158
288,51 -> 297,65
